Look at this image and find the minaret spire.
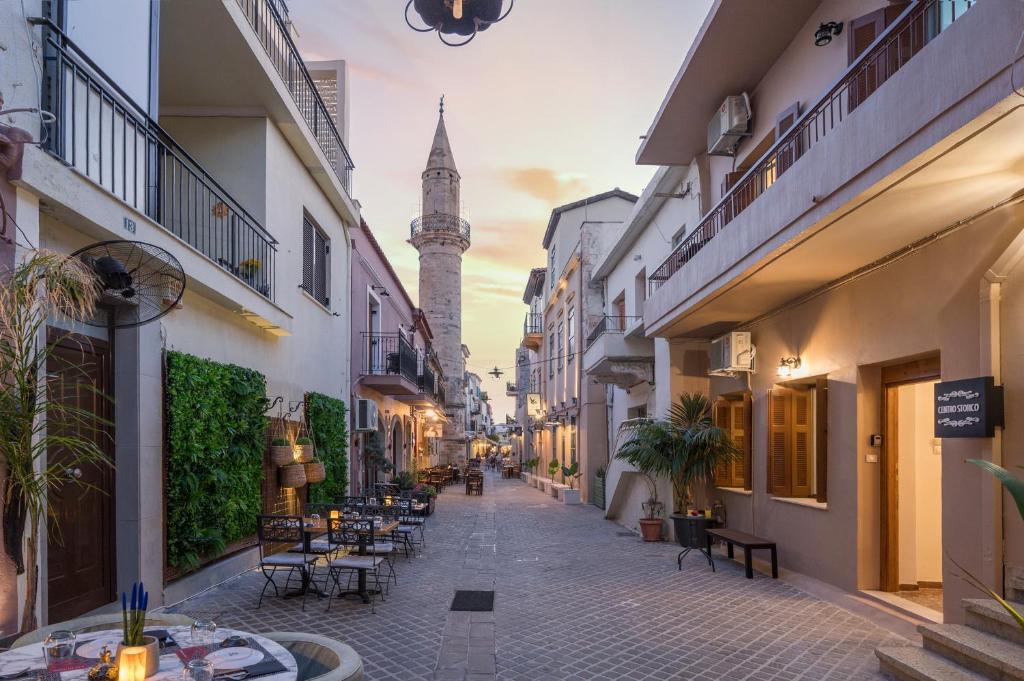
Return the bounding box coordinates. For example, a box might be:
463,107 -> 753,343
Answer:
425,98 -> 459,177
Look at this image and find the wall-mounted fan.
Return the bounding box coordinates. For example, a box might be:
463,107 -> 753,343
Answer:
70,240 -> 186,329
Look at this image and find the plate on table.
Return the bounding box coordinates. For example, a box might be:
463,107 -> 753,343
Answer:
204,647 -> 264,670
77,636 -> 123,659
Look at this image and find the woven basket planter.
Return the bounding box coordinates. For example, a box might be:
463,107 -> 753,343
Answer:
304,461 -> 326,484
270,445 -> 295,467
279,464 -> 307,489
294,444 -> 315,464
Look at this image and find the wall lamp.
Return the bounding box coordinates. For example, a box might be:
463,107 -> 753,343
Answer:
814,21 -> 843,46
777,356 -> 802,378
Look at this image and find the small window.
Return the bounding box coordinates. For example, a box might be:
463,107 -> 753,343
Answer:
671,226 -> 687,249
713,394 -> 751,490
767,380 -> 828,501
302,215 -> 330,307
566,307 -> 576,365
548,334 -> 555,378
557,320 -> 564,373
569,416 -> 577,464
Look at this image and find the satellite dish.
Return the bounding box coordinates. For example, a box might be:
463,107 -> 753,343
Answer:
70,240 -> 186,329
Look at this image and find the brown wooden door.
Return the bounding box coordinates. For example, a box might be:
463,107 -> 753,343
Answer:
46,334 -> 115,623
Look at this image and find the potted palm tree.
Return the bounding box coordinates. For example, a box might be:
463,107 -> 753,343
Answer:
617,393 -> 739,543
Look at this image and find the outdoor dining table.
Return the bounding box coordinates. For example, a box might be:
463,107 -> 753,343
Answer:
0,626 -> 298,681
305,516 -> 399,604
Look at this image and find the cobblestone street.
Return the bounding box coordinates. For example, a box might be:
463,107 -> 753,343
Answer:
167,474 -> 907,680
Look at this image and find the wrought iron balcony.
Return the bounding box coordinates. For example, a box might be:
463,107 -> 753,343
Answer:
418,364 -> 446,407
234,0 -> 355,194
649,0 -> 974,290
38,21 -> 277,300
410,213 -> 471,242
523,313 -> 542,336
362,332 -> 419,386
505,381 -> 518,396
586,315 -> 642,350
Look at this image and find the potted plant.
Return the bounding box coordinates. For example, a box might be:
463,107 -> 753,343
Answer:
294,436 -> 315,463
117,583 -> 158,677
303,457 -> 326,484
393,470 -> 416,491
561,460 -> 581,504
270,437 -> 293,466
279,463 -> 307,488
547,458 -> 560,479
616,393 -> 739,544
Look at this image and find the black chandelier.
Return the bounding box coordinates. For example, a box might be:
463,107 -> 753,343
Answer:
405,0 -> 514,47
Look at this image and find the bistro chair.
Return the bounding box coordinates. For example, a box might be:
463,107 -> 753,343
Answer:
336,496 -> 366,515
379,503 -> 414,558
325,518 -> 388,613
391,497 -> 426,546
257,515 -> 318,611
262,632 -> 363,681
12,613 -> 194,648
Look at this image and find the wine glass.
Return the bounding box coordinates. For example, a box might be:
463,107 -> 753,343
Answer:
42,630 -> 76,668
181,658 -> 214,681
190,619 -> 217,646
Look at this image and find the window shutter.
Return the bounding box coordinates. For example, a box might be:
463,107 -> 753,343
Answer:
768,387 -> 791,496
775,103 -> 801,176
302,217 -> 314,295
713,399 -> 731,485
791,388 -> 813,498
741,392 -> 753,490
730,396 -> 751,489
815,377 -> 829,503
313,226 -> 329,306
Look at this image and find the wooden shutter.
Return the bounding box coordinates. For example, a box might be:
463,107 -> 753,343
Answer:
848,4 -> 910,111
741,392 -> 753,490
791,388 -> 813,497
729,399 -> 747,488
302,217 -> 314,295
713,399 -> 731,485
313,226 -> 329,306
767,387 -> 791,496
815,378 -> 829,503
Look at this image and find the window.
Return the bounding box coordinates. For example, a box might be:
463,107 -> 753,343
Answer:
767,380 -> 828,501
671,226 -> 687,249
634,269 -> 646,317
569,415 -> 577,464
556,320 -> 564,373
548,334 -> 555,378
712,394 -> 751,490
566,308 -> 576,365
302,215 -> 330,307
548,245 -> 557,292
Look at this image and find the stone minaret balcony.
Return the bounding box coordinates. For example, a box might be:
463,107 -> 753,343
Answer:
409,213 -> 471,250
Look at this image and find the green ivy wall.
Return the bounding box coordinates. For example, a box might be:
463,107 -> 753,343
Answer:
306,392 -> 349,503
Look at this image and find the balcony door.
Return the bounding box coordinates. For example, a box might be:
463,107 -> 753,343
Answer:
367,290 -> 382,372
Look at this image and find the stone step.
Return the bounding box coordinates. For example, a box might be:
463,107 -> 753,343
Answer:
876,645 -> 989,681
919,623 -> 1024,680
964,598 -> 1024,646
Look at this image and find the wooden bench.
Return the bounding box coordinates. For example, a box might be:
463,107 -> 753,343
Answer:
705,528 -> 778,579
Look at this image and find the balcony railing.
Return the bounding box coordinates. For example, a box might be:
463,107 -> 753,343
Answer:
649,0 -> 973,290
234,0 -> 354,194
586,315 -> 642,349
38,20 -> 277,300
418,361 -> 446,407
410,213 -> 471,242
362,332 -> 419,385
506,381 -> 518,394
523,313 -> 542,336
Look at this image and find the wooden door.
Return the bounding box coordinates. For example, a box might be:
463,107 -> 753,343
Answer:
46,334 -> 115,622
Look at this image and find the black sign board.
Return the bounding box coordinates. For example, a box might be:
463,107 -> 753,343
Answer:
933,377 -> 1003,438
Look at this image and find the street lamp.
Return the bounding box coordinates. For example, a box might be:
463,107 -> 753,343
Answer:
405,0 -> 515,47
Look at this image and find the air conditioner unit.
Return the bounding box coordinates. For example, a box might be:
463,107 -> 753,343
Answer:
355,398 -> 379,431
707,94 -> 751,156
709,331 -> 754,375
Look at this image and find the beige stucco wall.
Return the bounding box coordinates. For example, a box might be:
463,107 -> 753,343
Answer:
690,203 -> 1024,618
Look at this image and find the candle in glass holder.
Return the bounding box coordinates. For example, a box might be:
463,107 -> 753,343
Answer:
117,647 -> 146,681
329,510 -> 340,519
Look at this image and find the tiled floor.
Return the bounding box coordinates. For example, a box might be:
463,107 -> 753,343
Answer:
166,473 -> 907,680
894,588 -> 944,615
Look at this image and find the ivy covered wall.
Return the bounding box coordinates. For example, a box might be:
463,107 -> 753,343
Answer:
306,392 -> 348,503
165,351 -> 268,571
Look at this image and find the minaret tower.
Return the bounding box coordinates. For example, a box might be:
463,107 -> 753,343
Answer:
410,97 -> 470,465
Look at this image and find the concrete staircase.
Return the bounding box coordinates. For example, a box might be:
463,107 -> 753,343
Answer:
877,599 -> 1024,680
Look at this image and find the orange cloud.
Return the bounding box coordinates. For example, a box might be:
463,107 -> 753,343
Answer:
502,168 -> 589,204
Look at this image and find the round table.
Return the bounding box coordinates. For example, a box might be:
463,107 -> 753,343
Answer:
0,626 -> 297,681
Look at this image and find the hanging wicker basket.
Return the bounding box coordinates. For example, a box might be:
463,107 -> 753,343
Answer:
270,444 -> 295,467
294,443 -> 314,463
279,464 -> 308,489
304,460 -> 326,484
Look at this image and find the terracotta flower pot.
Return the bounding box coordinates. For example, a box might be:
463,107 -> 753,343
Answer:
304,461 -> 326,484
639,518 -> 664,542
270,445 -> 294,467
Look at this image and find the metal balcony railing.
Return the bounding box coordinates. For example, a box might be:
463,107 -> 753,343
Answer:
523,313 -> 542,336
234,0 -> 354,194
38,20 -> 277,300
586,315 -> 642,349
362,333 -> 419,385
410,213 -> 471,242
648,0 -> 974,290
506,381 -> 518,394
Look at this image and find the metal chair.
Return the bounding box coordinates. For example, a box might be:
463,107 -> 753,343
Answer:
325,518 -> 389,614
257,515 -> 318,610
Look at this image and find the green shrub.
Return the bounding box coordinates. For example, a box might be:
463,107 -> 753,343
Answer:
165,351 -> 268,570
295,436 -> 313,446
306,392 -> 348,504
393,471 -> 416,490
271,437 -> 289,447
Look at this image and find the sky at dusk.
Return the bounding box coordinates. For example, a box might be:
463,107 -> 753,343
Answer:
290,0 -> 712,418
